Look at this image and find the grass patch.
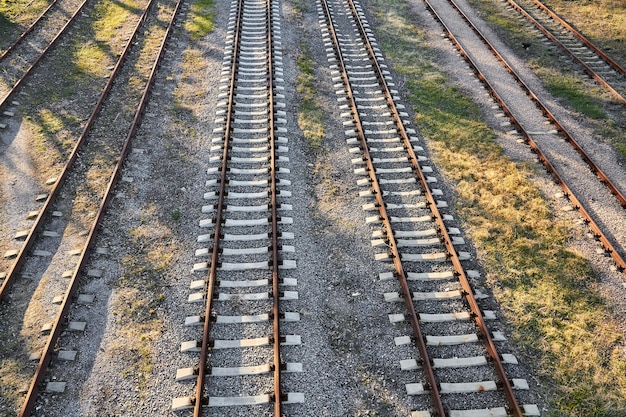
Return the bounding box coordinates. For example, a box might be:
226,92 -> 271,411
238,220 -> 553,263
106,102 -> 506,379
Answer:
174,49 -> 208,108
37,109 -> 65,135
185,0 -> 215,40
291,0 -> 309,19
368,0 -> 626,414
110,287 -> 161,397
537,68 -> 605,119
0,14 -> 16,47
36,109 -> 81,134
28,110 -> 80,162
0,358 -> 27,415
92,0 -> 141,41
73,41 -> 110,79
296,43 -> 325,149
0,0 -> 49,46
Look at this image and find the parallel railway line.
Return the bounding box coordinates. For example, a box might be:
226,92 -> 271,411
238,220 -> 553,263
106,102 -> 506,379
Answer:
0,0 -> 182,414
446,0 -> 626,211
0,0 -> 89,117
0,0 -> 156,303
171,0 -> 302,414
501,0 -> 626,105
318,0 -> 538,415
0,0 -> 60,60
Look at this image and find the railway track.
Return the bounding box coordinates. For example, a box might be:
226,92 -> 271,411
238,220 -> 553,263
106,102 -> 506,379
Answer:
171,0 -> 302,414
0,0 -> 622,414
501,0 -> 626,105
0,0 -> 182,414
419,0 -> 626,275
0,0 -> 53,42
318,0 -> 540,415
0,0 -> 89,118
0,0 -> 60,60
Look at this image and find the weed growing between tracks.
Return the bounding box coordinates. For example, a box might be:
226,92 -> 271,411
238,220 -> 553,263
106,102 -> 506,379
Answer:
296,43 -> 326,150
297,28 -> 361,226
0,356 -> 27,416
186,0 -> 215,40
292,0 -> 326,151
368,0 -> 626,414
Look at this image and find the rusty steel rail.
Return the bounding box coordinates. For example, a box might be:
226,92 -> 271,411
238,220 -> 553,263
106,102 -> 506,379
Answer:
266,0 -> 283,411
528,0 -> 626,78
0,0 -> 89,113
422,0 -> 626,273
443,0 -> 626,209
0,0 -> 157,303
0,0 -> 60,61
17,0 -> 183,415
344,0 -> 525,415
503,0 -> 625,105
